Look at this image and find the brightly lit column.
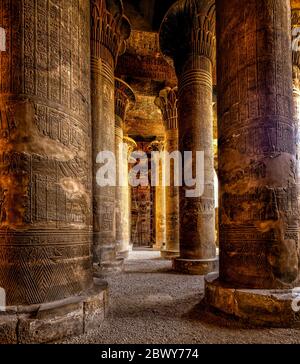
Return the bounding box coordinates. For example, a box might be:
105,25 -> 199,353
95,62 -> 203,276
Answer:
150,138 -> 167,251
114,79 -> 136,258
155,87 -> 180,259
160,0 -> 217,274
123,136 -> 137,254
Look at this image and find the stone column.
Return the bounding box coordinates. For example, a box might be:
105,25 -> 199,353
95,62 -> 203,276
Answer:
123,136 -> 137,254
155,88 -> 180,259
0,0 -> 107,343
160,0 -> 217,274
114,79 -> 136,258
292,6 -> 300,212
213,100 -> 219,248
206,0 -> 300,327
91,0 -> 130,274
149,138 -> 167,251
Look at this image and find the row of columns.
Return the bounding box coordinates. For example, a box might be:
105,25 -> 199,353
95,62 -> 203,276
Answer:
91,0 -> 300,289
1,0 -> 300,332
154,0 -> 300,325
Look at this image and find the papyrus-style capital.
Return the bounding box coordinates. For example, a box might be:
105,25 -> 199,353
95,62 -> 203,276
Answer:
91,0 -> 131,66
159,0 -> 216,75
114,78 -> 136,126
155,87 -> 178,130
148,138 -> 166,153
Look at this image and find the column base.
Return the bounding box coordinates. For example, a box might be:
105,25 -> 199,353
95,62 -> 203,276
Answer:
94,257 -> 124,277
173,257 -> 218,275
161,250 -> 180,260
205,279 -> 300,328
0,279 -> 108,344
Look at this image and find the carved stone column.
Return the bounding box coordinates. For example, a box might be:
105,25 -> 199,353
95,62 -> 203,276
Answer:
123,136 -> 137,254
149,138 -> 167,251
160,0 -> 217,274
206,0 -> 300,327
155,88 -> 180,259
292,6 -> 300,212
91,0 -> 130,274
114,79 -> 135,258
0,0 -> 107,343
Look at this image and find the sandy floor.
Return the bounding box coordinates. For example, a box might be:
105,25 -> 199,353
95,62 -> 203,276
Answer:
61,249 -> 300,344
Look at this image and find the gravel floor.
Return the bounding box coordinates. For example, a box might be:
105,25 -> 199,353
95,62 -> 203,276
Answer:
61,249 -> 300,344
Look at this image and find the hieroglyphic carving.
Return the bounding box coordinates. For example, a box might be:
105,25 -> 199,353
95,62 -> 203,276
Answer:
114,79 -> 135,255
155,87 -> 178,130
131,184 -> 153,248
155,88 -> 179,255
159,0 -> 216,74
159,0 -> 216,264
115,78 -> 136,124
91,0 -> 130,271
291,5 -> 300,228
116,29 -> 177,89
148,138 -> 167,250
217,0 -> 299,289
0,0 -> 93,306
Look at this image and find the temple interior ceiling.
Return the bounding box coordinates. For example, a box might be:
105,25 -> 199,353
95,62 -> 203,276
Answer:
125,94 -> 165,139
124,0 -> 177,31
118,1 -> 217,141
116,6 -> 178,140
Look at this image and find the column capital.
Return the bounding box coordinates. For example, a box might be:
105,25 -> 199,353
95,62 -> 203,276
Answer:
148,137 -> 166,153
115,78 -> 136,126
91,0 -> 131,67
159,0 -> 216,75
155,87 -> 178,130
123,136 -> 137,155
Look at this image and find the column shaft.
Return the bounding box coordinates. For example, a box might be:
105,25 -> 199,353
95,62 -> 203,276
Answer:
91,51 -> 116,269
205,1 -> 300,327
217,0 -> 298,289
0,0 -> 93,307
149,139 -> 167,250
178,56 -> 215,261
114,79 -> 135,258
292,7 -> 300,224
122,136 -> 137,254
155,88 -> 180,259
165,128 -> 180,258
155,175 -> 167,250
91,0 -> 130,274
159,0 -> 217,274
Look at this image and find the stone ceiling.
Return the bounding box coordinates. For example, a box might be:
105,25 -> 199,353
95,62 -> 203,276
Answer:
125,94 -> 165,139
123,0 -> 177,32
117,13 -> 177,139
120,0 -> 217,139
